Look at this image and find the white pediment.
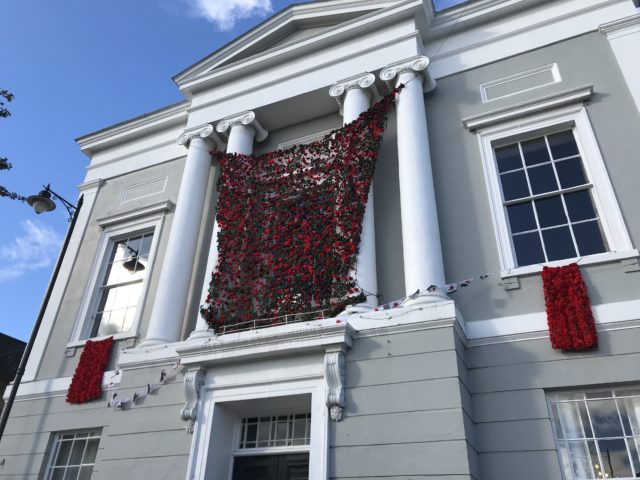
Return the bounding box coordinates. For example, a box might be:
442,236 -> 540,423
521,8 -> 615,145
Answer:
173,0 -> 404,86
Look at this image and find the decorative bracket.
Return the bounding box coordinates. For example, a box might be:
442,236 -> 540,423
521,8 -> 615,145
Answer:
379,55 -> 436,93
329,72 -> 379,113
178,124 -> 217,149
324,350 -> 346,421
180,368 -> 205,434
216,111 -> 268,142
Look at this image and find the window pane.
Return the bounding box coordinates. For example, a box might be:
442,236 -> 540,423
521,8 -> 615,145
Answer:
628,438 -> 640,476
528,164 -> 558,194
495,144 -> 522,172
588,400 -> 624,438
55,440 -> 72,466
82,438 -> 99,464
507,202 -> 536,233
542,227 -> 576,261
598,439 -> 633,478
573,221 -> 606,256
77,467 -> 93,480
63,466 -> 79,480
548,130 -> 579,159
556,158 -> 587,188
535,196 -> 567,228
620,397 -> 640,435
565,190 -> 597,222
521,137 -> 551,166
500,170 -> 530,201
50,468 -> 66,480
568,440 -> 598,479
68,440 -> 85,466
513,232 -> 545,266
556,401 -> 593,439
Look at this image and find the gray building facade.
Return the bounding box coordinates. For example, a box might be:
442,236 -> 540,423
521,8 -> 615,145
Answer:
2,0 -> 640,479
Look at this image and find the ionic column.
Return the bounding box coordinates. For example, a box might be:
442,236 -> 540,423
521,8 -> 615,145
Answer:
187,111 -> 268,340
140,125 -> 217,347
380,56 -> 446,301
329,73 -> 379,311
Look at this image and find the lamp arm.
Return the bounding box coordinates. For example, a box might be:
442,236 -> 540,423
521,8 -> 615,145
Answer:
44,185 -> 77,219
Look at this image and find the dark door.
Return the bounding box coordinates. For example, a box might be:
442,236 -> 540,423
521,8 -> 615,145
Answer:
232,453 -> 309,480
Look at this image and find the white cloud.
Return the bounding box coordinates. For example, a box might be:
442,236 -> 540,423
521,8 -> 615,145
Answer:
0,220 -> 62,283
188,0 -> 273,31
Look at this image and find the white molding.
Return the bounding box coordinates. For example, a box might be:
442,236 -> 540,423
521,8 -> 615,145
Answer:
6,369 -> 122,400
599,13 -> 640,37
76,102 -> 188,156
121,176 -> 168,203
277,129 -> 333,149
96,200 -> 174,228
23,181 -> 104,382
479,63 -> 561,103
70,208 -> 168,344
475,102 -> 633,272
464,298 -> 640,340
463,85 -> 593,130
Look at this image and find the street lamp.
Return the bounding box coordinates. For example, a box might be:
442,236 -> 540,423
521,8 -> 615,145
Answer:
26,184 -> 77,220
0,188 -> 83,443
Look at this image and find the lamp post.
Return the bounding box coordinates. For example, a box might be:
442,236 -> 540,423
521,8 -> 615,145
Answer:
0,189 -> 83,443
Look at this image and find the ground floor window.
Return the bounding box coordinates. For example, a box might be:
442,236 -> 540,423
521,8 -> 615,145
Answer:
44,429 -> 101,480
232,453 -> 309,480
548,388 -> 640,479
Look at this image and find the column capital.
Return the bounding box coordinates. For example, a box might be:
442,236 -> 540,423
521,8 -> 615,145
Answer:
178,124 -> 217,148
215,110 -> 268,142
380,55 -> 436,93
329,72 -> 379,110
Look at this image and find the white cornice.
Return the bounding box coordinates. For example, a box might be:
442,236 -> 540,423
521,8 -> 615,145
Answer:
462,84 -> 593,130
96,200 -> 175,228
177,0 -> 426,94
76,101 -> 188,156
173,0 -> 405,86
599,12 -> 640,35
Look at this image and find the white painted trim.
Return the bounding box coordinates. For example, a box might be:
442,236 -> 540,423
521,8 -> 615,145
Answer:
479,63 -> 561,103
464,298 -> 640,340
69,209 -> 168,344
5,369 -> 122,400
186,375 -> 327,480
96,200 -> 174,228
121,176 -> 168,203
475,102 -> 633,272
277,129 -> 333,149
463,85 -> 593,130
23,182 -> 104,382
599,13 -> 640,37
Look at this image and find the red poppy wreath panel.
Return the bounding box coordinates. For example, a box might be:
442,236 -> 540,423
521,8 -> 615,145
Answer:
200,88 -> 402,332
66,336 -> 114,404
542,263 -> 597,350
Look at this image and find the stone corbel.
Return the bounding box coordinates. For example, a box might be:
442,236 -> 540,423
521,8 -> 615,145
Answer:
324,350 -> 346,421
178,124 -> 218,149
379,55 -> 436,93
180,368 -> 205,434
329,72 -> 379,114
215,111 -> 268,142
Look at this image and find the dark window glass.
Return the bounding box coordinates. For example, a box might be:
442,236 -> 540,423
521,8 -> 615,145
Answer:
500,170 -> 530,201
548,130 -> 579,159
535,196 -> 567,228
565,190 -> 597,222
528,164 -> 558,194
495,144 -> 522,173
521,138 -> 551,166
513,232 -> 545,266
556,158 -> 587,188
598,439 -> 634,478
507,202 -> 537,233
589,400 -> 624,438
542,227 -> 576,261
573,221 -> 606,256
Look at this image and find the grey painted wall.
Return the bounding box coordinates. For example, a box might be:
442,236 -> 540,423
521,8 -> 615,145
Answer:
426,32 -> 640,323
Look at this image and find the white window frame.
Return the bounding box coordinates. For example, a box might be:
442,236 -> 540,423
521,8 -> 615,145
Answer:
68,208 -> 166,346
186,376 -> 328,480
43,429 -> 102,480
477,103 -> 635,277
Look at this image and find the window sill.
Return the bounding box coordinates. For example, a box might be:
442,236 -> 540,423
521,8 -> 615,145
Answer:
500,249 -> 639,279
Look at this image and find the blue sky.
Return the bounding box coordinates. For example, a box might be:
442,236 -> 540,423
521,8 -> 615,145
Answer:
0,0 -> 460,342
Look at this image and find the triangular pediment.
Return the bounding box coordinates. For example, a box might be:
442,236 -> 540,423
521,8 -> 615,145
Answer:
173,0 -> 404,86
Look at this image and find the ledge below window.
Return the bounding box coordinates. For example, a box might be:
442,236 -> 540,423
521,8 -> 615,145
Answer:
65,333 -> 137,356
500,249 -> 639,279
